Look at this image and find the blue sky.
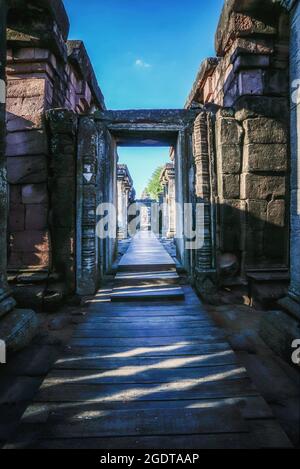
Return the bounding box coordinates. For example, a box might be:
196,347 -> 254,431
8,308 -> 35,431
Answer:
63,0 -> 224,196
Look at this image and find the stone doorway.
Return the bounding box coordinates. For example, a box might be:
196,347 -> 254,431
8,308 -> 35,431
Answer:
76,108 -> 215,296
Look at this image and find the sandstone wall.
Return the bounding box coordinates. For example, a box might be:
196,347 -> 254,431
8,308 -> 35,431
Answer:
187,0 -> 290,284
6,1 -> 105,278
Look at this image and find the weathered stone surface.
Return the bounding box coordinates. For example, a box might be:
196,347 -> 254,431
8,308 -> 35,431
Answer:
243,118 -> 287,144
221,174 -> 240,199
245,229 -> 265,261
232,54 -> 270,72
238,70 -> 264,96
7,78 -> 46,99
220,227 -> 241,252
16,272 -> 48,284
43,282 -> 66,312
6,97 -> 45,119
241,174 -> 286,200
96,109 -> 200,125
267,200 -> 285,227
4,344 -> 59,377
7,156 -> 47,184
216,8 -> 277,56
10,230 -> 49,253
264,69 -> 289,95
6,130 -> 48,157
12,285 -> 45,309
235,96 -> 289,121
247,200 -> 267,229
278,296 -> 300,322
243,144 -> 287,172
219,145 -> 242,174
260,310 -> 300,366
25,204 -> 48,230
220,199 -> 242,225
9,204 -> 25,232
67,41 -> 106,111
0,309 -> 39,353
216,115 -> 243,144
0,297 -> 17,319
9,186 -> 22,205
6,112 -> 44,132
47,109 -> 77,135
22,184 -> 48,204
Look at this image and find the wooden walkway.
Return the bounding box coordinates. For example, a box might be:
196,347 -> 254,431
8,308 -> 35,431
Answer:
6,232 -> 292,448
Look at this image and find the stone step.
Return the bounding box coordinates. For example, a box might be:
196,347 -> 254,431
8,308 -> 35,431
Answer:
111,286 -> 185,302
114,271 -> 179,286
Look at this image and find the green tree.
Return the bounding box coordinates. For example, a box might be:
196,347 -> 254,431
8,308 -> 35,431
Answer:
143,166 -> 164,200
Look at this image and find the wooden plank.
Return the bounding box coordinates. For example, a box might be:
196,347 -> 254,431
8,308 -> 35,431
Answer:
22,396 -> 273,425
87,312 -> 209,319
111,286 -> 185,301
13,433 -> 258,449
62,342 -> 232,356
72,326 -> 224,339
54,350 -> 238,370
69,334 -> 225,347
35,378 -> 258,402
44,364 -> 247,385
80,316 -> 213,324
37,407 -> 249,439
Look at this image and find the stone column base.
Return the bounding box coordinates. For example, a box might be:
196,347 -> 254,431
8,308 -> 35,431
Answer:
0,292 -> 17,318
166,230 -> 175,239
0,308 -> 39,353
259,308 -> 300,368
117,229 -> 128,240
193,269 -> 218,303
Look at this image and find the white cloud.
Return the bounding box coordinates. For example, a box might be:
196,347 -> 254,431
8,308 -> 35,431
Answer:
135,58 -> 151,69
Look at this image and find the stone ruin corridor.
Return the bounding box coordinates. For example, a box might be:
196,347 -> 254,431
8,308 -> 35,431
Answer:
0,0 -> 299,451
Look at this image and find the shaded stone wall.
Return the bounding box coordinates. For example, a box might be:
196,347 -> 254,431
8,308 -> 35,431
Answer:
0,0 -> 38,352
6,0 -> 105,276
187,0 -> 290,288
47,109 -> 77,297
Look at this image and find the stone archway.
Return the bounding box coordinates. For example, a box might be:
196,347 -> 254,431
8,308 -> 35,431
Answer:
75,108 -> 217,296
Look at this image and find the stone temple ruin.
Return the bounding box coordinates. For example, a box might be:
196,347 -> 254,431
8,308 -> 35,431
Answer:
0,0 -> 299,450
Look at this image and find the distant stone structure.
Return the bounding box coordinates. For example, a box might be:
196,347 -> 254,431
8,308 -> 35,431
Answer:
117,164 -> 135,239
160,163 -> 176,238
135,197 -> 157,232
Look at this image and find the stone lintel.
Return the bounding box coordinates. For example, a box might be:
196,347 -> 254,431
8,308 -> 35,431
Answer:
95,109 -> 201,126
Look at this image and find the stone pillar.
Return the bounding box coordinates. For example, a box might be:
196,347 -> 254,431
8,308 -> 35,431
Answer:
289,0 -> 300,308
167,167 -> 176,238
117,164 -> 134,239
0,0 -> 15,316
160,164 -> 175,238
117,179 -> 125,239
277,0 -> 300,317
